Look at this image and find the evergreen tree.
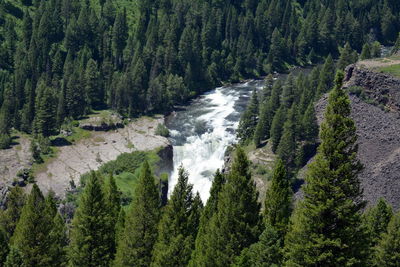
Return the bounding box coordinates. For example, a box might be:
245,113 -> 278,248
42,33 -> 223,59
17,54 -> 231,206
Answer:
85,58 -> 101,109
391,33 -> 400,55
234,224 -> 282,267
267,28 -> 285,72
9,185 -> 54,266
48,214 -> 68,267
373,211 -> 400,266
360,43 -> 371,60
284,72 -> 368,266
301,102 -> 319,143
69,172 -> 114,267
112,9 -> 128,69
200,147 -> 261,266
33,80 -> 57,137
371,41 -> 381,58
364,198 -> 393,246
237,89 -> 259,143
104,174 -> 120,258
253,100 -> 272,147
114,161 -> 160,267
363,198 -> 393,266
264,159 -> 292,234
0,228 -> 8,265
151,167 -> 200,267
277,108 -> 296,167
270,106 -> 286,153
189,170 -> 225,266
4,246 -> 24,267
316,55 -> 335,96
0,186 -> 26,240
337,42 -> 357,70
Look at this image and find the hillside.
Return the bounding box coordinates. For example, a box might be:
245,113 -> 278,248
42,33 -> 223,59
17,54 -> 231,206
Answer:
313,59 -> 400,210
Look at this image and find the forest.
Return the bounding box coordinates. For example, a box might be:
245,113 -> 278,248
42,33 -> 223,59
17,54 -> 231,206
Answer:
1,75 -> 400,266
0,0 -> 400,147
1,0 -> 400,266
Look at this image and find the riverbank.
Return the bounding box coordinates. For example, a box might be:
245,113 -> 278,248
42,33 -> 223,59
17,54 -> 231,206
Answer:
0,115 -> 172,200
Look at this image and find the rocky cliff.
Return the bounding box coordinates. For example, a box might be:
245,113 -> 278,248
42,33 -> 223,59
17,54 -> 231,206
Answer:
314,63 -> 400,210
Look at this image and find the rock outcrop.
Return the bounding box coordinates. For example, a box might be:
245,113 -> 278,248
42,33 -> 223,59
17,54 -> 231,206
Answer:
345,64 -> 400,112
314,65 -> 400,210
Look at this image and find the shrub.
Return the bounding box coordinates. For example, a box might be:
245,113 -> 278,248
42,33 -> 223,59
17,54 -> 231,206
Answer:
155,123 -> 170,137
0,133 -> 11,149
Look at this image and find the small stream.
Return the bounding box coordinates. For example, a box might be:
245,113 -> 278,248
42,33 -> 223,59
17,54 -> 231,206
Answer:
165,80 -> 264,202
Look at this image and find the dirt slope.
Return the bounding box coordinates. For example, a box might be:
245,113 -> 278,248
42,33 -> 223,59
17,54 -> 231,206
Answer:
314,64 -> 400,210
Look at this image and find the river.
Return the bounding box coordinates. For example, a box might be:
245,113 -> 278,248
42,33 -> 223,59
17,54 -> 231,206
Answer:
165,80 -> 264,202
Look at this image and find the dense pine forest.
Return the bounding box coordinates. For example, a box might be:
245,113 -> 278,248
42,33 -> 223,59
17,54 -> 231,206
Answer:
1,0 -> 400,266
1,78 -> 400,265
1,0 -> 400,147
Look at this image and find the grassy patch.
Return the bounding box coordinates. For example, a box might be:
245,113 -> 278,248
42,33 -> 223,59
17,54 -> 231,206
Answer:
70,149 -> 162,207
379,64 -> 400,78
65,127 -> 92,143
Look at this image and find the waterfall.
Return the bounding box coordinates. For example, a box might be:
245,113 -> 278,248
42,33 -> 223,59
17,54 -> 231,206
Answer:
166,81 -> 264,202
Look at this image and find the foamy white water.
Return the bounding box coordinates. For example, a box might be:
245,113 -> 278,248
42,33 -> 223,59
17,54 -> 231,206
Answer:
166,81 -> 264,202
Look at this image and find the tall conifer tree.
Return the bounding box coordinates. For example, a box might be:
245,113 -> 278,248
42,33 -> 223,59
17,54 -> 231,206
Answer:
114,161 -> 160,266
200,147 -> 261,266
151,167 -> 200,267
69,172 -> 113,267
284,72 -> 368,266
10,185 -> 55,266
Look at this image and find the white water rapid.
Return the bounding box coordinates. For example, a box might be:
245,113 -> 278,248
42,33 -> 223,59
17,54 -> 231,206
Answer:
166,80 -> 264,202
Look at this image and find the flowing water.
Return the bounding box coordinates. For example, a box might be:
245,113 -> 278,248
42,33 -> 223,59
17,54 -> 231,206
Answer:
165,80 -> 264,202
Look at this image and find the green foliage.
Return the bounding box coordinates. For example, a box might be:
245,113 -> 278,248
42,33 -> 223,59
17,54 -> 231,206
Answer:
0,133 -> 11,149
391,33 -> 400,55
0,0 -> 399,140
98,151 -> 159,175
360,43 -> 372,60
190,170 -> 225,266
264,159 -> 292,235
68,172 -> 114,267
196,148 -> 261,266
10,185 -> 61,266
4,246 -> 24,267
0,186 -> 26,241
234,224 -> 282,267
364,198 -> 393,246
337,42 -> 358,70
363,198 -> 393,265
237,89 -> 259,143
277,108 -> 296,167
316,55 -> 335,96
48,214 -> 68,267
114,161 -> 160,266
379,64 -> 400,78
284,72 -> 368,266
371,42 -> 381,58
155,123 -> 170,137
33,80 -> 57,137
301,103 -> 319,144
374,211 -> 400,266
152,167 -> 202,267
0,228 -> 8,265
270,107 -> 286,153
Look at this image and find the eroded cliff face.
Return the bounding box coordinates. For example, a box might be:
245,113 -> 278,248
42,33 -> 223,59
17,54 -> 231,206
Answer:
345,64 -> 400,112
314,64 -> 400,210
